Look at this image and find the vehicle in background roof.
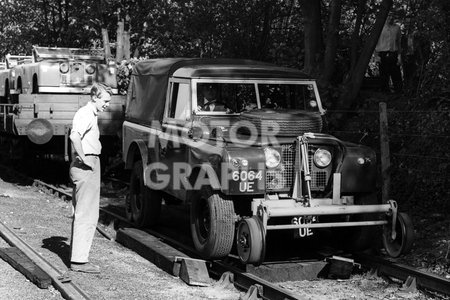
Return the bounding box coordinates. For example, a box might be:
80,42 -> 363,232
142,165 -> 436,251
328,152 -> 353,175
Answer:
122,58 -> 414,265
8,46 -> 118,98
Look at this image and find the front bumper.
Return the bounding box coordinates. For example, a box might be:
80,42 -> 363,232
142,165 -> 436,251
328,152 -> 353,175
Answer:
251,197 -> 395,232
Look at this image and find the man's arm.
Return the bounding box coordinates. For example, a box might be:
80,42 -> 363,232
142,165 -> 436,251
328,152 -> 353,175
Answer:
70,131 -> 94,169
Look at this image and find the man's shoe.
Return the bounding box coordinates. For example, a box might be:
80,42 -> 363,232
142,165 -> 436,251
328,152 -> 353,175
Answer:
70,262 -> 100,274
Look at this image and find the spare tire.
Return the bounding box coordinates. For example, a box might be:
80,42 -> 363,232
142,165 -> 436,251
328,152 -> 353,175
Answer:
239,109 -> 323,136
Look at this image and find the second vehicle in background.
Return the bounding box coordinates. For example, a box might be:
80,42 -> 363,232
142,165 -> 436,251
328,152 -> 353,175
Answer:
8,46 -> 118,99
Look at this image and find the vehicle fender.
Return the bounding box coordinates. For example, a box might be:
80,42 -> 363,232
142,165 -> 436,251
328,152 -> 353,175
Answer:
125,139 -> 149,170
188,163 -> 221,191
340,144 -> 377,193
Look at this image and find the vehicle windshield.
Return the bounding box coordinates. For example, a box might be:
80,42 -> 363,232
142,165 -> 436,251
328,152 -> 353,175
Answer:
195,81 -> 320,114
33,47 -> 105,61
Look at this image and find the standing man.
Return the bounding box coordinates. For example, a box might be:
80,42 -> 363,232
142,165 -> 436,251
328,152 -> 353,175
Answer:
375,14 -> 403,93
69,83 -> 111,273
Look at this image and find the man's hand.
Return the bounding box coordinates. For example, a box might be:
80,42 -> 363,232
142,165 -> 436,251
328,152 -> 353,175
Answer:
78,156 -> 95,169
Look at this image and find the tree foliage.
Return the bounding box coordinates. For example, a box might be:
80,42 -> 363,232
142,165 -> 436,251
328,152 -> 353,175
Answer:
0,0 -> 448,209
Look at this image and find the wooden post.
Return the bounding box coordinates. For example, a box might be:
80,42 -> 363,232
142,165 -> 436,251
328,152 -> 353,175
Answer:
116,20 -> 124,63
101,28 -> 111,59
379,102 -> 391,203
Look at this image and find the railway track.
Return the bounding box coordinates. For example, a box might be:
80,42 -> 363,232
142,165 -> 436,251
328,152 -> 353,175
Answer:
98,206 -> 304,300
0,219 -> 92,300
1,164 -> 449,300
100,202 -> 450,299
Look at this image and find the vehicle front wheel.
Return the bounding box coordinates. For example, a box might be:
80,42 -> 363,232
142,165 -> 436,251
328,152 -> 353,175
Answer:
127,160 -> 162,228
190,188 -> 235,259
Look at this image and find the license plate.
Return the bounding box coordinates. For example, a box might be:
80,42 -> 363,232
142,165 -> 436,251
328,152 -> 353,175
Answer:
228,169 -> 264,194
292,216 -> 317,238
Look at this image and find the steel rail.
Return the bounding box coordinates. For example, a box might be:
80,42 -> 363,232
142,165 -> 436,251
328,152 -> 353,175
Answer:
0,218 -> 91,300
99,206 -> 305,300
143,224 -> 304,300
209,261 -> 305,300
27,177 -> 450,299
354,253 -> 450,296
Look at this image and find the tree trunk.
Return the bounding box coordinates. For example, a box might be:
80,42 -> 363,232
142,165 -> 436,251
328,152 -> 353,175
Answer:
123,31 -> 131,61
123,14 -> 131,61
257,2 -> 272,61
95,0 -> 111,59
350,0 -> 366,72
332,0 -> 392,124
116,20 -> 124,63
320,0 -> 342,85
102,29 -> 111,59
42,0 -> 50,45
303,0 -> 322,75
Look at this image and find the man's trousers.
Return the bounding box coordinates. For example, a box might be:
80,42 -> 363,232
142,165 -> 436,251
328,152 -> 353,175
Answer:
69,156 -> 100,263
379,51 -> 403,92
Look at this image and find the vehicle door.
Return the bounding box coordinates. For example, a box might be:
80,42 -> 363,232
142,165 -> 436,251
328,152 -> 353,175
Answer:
158,79 -> 192,200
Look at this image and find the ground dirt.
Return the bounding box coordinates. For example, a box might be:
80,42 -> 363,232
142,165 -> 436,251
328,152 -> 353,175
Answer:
0,174 -> 448,300
0,178 -> 241,300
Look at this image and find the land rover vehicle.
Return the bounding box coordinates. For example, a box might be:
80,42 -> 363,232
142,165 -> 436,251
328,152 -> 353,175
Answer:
0,55 -> 32,103
0,49 -> 124,160
9,46 -> 118,96
122,58 -> 414,264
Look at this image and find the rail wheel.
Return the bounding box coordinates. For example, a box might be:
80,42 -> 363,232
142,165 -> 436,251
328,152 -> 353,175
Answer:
190,188 -> 235,259
236,216 -> 265,265
128,160 -> 162,228
383,212 -> 414,258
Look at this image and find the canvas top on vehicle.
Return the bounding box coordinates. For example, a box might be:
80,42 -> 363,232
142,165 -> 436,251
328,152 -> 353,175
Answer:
125,58 -> 312,126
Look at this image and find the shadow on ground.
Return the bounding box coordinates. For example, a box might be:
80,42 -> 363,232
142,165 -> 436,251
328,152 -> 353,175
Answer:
42,236 -> 71,267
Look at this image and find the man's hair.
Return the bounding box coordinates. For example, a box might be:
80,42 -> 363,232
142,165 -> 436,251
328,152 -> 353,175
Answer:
90,83 -> 112,98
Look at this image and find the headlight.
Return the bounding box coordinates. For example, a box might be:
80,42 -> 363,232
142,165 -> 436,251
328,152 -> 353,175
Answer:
314,148 -> 332,168
86,64 -> 96,74
59,62 -> 69,73
264,147 -> 281,169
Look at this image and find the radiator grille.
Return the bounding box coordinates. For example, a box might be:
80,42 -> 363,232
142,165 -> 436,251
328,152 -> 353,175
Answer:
265,144 -> 295,190
308,156 -> 328,190
70,62 -> 85,86
266,144 -> 329,191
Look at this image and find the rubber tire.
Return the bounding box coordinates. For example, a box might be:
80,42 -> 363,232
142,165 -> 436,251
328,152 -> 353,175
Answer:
239,109 -> 323,136
190,188 -> 235,259
383,212 -> 414,258
128,161 -> 162,228
32,75 -> 39,94
1,81 -> 9,103
335,193 -> 380,252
